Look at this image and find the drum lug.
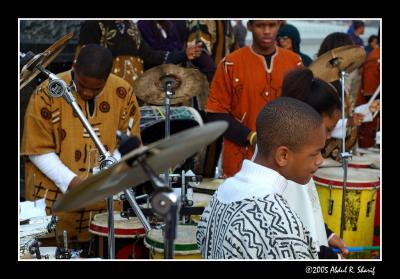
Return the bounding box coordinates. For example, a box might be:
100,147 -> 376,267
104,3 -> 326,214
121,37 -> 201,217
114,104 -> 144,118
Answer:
328,184 -> 334,215
366,200 -> 375,217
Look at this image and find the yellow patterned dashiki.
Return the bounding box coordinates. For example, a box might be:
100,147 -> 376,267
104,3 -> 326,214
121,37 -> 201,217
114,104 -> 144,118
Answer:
21,70 -> 141,241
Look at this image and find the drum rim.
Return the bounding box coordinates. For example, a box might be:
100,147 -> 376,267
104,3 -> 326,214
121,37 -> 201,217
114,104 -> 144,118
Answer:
313,175 -> 380,189
89,223 -> 145,237
145,225 -> 199,252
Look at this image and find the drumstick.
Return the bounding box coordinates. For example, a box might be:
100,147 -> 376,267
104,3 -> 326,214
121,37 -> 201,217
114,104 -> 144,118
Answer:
361,85 -> 381,115
373,111 -> 379,119
331,246 -> 380,253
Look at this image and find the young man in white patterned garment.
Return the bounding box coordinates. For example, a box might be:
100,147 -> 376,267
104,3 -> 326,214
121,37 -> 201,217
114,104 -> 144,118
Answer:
197,97 -> 326,259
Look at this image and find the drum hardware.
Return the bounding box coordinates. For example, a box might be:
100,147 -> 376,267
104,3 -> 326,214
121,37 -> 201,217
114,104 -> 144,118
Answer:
328,184 -> 334,216
55,230 -> 72,259
28,239 -> 42,259
366,187 -> 377,218
119,193 -> 149,202
54,122 -> 228,258
160,75 -> 176,184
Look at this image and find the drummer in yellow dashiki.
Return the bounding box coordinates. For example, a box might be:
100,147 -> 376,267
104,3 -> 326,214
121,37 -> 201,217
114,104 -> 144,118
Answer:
21,44 -> 141,243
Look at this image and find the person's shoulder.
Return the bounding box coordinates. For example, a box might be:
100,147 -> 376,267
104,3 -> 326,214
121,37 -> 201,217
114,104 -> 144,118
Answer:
107,74 -> 132,89
222,46 -> 252,62
278,47 -> 301,60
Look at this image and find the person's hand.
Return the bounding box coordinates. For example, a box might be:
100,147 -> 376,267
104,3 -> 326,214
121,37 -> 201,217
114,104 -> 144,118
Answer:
186,42 -> 203,60
68,176 -> 83,191
328,234 -> 349,258
369,99 -> 380,113
348,113 -> 364,126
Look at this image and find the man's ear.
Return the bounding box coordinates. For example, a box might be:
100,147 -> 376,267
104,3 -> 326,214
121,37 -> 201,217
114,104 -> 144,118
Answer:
275,146 -> 290,167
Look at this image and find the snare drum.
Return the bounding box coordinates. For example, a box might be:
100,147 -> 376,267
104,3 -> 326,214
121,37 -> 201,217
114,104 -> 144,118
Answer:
140,106 -> 203,145
89,212 -> 147,259
191,178 -> 224,195
144,224 -> 201,259
314,167 -> 380,247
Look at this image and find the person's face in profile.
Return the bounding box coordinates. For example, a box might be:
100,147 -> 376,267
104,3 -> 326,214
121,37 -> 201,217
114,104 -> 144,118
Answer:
322,109 -> 341,139
284,124 -> 326,185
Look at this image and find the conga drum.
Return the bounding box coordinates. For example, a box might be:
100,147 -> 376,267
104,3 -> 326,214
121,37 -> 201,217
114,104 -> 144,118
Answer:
314,167 -> 380,247
144,224 -> 201,259
190,193 -> 212,223
89,212 -> 148,259
348,155 -> 374,168
191,178 -> 224,195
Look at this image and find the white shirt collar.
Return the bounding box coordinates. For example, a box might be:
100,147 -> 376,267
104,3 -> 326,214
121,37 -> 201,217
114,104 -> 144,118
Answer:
217,160 -> 288,203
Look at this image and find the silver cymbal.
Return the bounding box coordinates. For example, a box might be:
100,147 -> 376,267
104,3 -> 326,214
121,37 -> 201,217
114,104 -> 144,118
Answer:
52,121 -> 228,212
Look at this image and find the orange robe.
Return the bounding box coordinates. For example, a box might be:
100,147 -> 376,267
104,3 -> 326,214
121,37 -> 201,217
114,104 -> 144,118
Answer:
21,71 -> 141,240
206,46 -> 302,177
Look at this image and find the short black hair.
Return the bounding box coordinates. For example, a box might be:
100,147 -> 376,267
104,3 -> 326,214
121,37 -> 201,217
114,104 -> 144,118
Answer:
353,20 -> 365,30
368,34 -> 379,44
282,68 -> 341,117
317,32 -> 353,57
256,97 -> 323,158
75,44 -> 113,79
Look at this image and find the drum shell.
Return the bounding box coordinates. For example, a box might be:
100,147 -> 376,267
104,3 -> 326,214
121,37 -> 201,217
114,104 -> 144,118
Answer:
314,167 -> 380,247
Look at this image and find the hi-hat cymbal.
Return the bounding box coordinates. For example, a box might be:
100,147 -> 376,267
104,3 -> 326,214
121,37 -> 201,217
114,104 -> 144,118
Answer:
20,32 -> 74,89
52,121 -> 228,212
133,64 -> 206,105
309,45 -> 366,83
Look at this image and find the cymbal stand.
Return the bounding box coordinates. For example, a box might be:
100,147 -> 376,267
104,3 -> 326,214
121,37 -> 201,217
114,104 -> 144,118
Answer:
160,76 -> 177,186
138,155 -> 180,259
337,69 -> 352,239
36,66 -> 150,258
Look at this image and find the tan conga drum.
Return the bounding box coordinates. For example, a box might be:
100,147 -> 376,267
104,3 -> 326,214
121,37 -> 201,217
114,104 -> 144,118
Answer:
314,167 -> 380,247
191,178 -> 224,195
348,155 -> 374,168
89,211 -> 147,259
144,224 -> 201,259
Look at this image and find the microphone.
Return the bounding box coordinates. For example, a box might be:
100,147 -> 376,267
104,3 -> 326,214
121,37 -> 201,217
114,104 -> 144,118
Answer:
116,131 -> 141,157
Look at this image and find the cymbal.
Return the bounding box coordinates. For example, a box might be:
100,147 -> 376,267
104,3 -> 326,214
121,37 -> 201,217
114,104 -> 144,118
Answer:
52,121 -> 228,212
309,45 -> 366,83
133,64 -> 206,105
20,32 -> 74,89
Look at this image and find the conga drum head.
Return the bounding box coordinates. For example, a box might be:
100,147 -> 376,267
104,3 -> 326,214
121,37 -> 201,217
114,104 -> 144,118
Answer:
348,155 -> 375,168
314,167 -> 380,188
144,224 -> 200,258
89,212 -> 145,238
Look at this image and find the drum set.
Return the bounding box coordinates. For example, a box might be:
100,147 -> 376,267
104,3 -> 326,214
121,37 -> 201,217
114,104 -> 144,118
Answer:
20,32 -> 226,259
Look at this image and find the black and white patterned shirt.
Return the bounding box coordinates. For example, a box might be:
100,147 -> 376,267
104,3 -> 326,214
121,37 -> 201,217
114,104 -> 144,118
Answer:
196,160 -> 318,259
